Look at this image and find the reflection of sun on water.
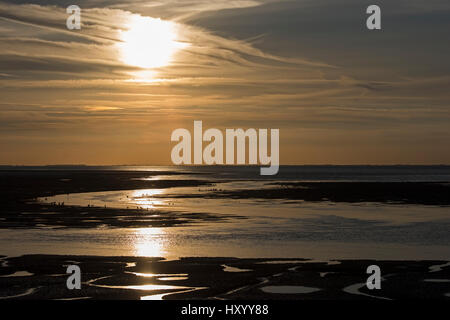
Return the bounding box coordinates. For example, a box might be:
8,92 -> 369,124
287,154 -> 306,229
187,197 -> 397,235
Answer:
131,189 -> 165,209
118,15 -> 188,80
134,228 -> 166,257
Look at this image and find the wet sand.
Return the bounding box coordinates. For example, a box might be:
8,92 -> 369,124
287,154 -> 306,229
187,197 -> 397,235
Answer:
0,255 -> 448,300
0,170 -> 233,228
1,170 -> 449,229
208,182 -> 450,206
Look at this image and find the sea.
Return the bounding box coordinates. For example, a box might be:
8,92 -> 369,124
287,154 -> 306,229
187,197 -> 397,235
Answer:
1,165 -> 449,260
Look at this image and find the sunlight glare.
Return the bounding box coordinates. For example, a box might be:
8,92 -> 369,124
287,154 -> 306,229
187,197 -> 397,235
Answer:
134,228 -> 166,257
119,15 -> 187,70
131,189 -> 165,209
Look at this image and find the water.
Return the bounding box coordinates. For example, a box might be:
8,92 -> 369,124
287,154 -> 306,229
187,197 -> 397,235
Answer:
1,166 -> 450,260
3,165 -> 450,182
261,286 -> 321,294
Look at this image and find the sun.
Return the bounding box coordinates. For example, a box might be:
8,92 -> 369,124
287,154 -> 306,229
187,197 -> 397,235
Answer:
118,15 -> 187,70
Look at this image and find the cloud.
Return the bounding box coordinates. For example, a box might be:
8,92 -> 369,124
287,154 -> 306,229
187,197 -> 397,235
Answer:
0,1 -> 331,83
0,0 -> 449,164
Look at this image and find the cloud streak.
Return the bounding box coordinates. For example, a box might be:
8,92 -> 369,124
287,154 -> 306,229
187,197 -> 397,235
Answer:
0,0 -> 449,165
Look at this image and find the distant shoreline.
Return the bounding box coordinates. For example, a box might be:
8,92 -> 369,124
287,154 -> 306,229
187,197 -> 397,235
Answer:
2,164 -> 450,170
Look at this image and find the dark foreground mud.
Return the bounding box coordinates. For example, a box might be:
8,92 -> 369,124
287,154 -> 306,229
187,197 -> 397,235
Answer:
0,255 -> 448,300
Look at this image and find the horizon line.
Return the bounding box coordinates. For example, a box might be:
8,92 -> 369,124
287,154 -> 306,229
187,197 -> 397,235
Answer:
1,164 -> 450,167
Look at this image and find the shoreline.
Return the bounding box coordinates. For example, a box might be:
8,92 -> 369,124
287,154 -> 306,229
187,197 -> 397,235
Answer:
1,170 -> 449,229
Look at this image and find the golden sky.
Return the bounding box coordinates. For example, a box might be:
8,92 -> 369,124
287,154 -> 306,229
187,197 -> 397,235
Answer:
0,0 -> 449,165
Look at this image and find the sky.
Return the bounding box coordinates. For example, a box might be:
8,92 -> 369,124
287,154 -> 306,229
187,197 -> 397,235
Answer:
0,0 -> 449,165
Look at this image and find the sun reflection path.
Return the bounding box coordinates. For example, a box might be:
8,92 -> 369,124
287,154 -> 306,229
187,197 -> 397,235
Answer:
131,189 -> 165,209
133,227 -> 166,257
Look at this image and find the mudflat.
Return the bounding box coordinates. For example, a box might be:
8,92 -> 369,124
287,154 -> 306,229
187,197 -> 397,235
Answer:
0,255 -> 449,300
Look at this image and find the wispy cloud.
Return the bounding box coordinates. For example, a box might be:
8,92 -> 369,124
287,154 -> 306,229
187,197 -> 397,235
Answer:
0,0 -> 449,164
